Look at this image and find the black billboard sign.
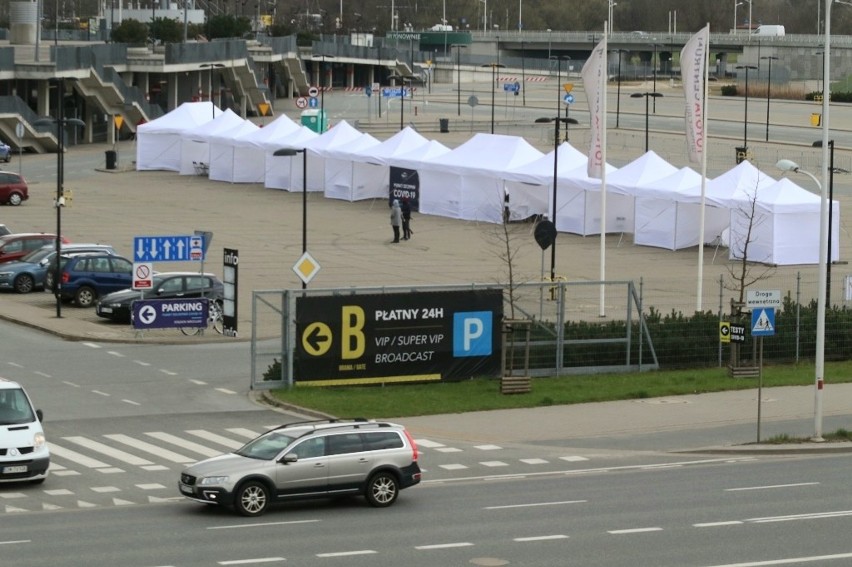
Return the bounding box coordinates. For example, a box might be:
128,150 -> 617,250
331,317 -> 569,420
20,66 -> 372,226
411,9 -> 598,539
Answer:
389,166 -> 419,210
295,290 -> 503,385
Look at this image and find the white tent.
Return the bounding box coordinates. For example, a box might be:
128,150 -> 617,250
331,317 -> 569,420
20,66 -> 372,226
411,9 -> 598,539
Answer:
229,114 -> 301,184
604,150 -> 679,234
208,120 -> 260,183
501,142 -> 588,222
263,126 -> 320,191
178,109 -> 247,176
342,127 -> 431,202
136,102 -> 220,171
632,167 -> 704,250
554,162 -> 618,236
386,139 -> 452,170
321,133 -> 381,201
702,160 -> 777,246
300,121 -> 365,192
728,177 -> 841,265
417,133 -> 544,223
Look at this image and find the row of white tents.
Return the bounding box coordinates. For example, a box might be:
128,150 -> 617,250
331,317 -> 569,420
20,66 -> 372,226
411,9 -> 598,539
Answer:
136,102 -> 840,266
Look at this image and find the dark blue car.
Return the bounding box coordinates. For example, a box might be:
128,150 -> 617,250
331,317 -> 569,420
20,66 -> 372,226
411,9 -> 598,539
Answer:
48,253 -> 133,307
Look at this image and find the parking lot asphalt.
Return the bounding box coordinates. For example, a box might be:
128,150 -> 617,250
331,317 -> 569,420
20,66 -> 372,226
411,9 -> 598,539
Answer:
2,86 -> 851,453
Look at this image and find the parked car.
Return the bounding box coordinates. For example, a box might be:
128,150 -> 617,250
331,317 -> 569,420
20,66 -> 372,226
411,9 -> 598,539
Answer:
0,224 -> 10,237
0,171 -> 28,206
0,143 -> 11,163
0,244 -> 118,294
178,418 -> 422,517
0,233 -> 67,265
47,252 -> 133,307
96,272 -> 224,323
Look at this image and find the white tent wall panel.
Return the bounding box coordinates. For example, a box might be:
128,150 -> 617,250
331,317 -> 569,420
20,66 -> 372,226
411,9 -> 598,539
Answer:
324,157 -> 356,200
459,174 -> 506,224
264,150 -> 294,190
136,133 -> 183,171
208,141 -> 236,182
233,147 -> 266,183
419,169 -> 461,219
178,140 -> 210,176
502,180 -> 549,222
351,162 -> 388,201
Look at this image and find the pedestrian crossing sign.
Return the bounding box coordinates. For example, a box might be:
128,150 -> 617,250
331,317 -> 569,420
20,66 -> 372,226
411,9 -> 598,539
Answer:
751,308 -> 776,337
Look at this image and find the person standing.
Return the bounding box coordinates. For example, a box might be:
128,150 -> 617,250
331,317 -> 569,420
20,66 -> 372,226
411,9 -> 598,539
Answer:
390,199 -> 402,243
401,197 -> 412,240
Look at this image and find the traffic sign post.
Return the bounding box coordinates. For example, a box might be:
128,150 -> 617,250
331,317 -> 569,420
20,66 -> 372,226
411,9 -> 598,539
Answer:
134,235 -> 199,262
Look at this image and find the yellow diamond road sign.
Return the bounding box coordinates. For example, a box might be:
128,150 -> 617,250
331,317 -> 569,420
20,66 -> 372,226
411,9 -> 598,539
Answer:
293,251 -> 320,285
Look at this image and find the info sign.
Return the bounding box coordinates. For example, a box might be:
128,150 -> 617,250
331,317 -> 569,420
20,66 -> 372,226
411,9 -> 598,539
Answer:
294,290 -> 503,385
132,298 -> 209,330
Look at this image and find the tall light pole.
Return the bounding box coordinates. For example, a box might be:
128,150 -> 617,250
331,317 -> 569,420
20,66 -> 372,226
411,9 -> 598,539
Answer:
481,62 -> 505,134
734,1 -> 743,32
452,44 -> 467,117
735,64 -> 758,157
630,92 -> 663,152
761,55 -> 778,141
389,73 -> 412,131
200,63 -> 225,118
312,53 -> 335,123
35,80 -> 85,318
651,42 -> 661,112
614,49 -> 625,128
813,139 -> 839,309
273,148 -> 309,289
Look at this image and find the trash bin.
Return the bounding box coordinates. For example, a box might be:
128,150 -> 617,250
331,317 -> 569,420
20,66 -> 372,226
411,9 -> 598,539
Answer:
811,113 -> 822,127
735,146 -> 748,164
439,118 -> 449,133
105,150 -> 117,170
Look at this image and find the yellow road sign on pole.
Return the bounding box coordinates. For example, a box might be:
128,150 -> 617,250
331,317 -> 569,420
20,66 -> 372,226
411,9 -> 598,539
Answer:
563,83 -> 574,93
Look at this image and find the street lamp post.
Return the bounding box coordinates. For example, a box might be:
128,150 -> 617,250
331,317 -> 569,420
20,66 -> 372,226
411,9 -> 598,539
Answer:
735,64 -> 758,154
630,92 -> 663,152
481,63 -> 506,134
199,63 -> 225,118
35,80 -> 85,318
614,49 -> 625,128
389,73 -> 413,131
813,139 -> 840,308
452,44 -> 467,117
734,1 -> 743,32
273,148 -> 309,289
651,43 -> 661,112
761,55 -> 778,141
312,54 -> 335,120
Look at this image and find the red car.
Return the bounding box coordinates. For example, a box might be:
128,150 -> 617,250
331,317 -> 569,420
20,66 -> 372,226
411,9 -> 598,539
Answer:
0,233 -> 70,264
0,171 -> 28,206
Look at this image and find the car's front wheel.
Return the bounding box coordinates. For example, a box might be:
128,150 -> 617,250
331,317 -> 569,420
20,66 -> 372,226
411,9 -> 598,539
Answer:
75,286 -> 97,307
365,472 -> 399,507
8,192 -> 23,206
14,273 -> 35,294
234,481 -> 270,517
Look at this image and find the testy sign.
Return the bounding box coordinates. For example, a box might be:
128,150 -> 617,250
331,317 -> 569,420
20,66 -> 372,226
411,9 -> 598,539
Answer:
294,290 -> 503,385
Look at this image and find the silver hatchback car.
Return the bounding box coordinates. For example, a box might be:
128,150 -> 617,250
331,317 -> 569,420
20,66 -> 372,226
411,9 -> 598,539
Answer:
178,419 -> 421,516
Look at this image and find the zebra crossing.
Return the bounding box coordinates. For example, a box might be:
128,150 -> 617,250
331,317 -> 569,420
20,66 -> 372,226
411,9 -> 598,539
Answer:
1,426 -> 593,514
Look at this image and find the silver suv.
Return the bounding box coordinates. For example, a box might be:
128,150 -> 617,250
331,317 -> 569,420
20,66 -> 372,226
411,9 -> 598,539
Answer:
178,418 -> 421,516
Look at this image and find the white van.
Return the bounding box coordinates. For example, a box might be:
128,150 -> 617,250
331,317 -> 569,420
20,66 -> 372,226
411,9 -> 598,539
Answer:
0,378 -> 49,484
753,25 -> 785,37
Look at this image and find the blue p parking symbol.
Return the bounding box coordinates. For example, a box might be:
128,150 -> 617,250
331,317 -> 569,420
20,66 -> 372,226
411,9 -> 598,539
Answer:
453,311 -> 493,357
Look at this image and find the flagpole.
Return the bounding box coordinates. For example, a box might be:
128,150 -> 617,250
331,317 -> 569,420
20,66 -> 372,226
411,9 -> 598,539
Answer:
696,23 -> 710,312
599,25 -> 608,318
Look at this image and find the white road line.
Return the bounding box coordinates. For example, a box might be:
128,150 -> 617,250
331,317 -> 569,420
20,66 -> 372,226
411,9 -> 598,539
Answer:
726,482 -> 820,492
33,371 -> 51,378
694,521 -> 744,527
6,362 -> 23,368
227,428 -> 262,439
435,447 -> 463,453
82,342 -> 102,348
218,558 -> 286,565
133,360 -> 151,366
316,550 -> 377,557
474,444 -> 502,450
485,500 -> 587,510
104,434 -> 196,463
747,510 -> 852,523
187,430 -> 244,449
146,432 -> 223,458
107,351 -> 125,357
121,399 -> 141,406
0,540 -> 31,545
216,388 -> 237,395
48,442 -> 111,469
514,535 -> 569,542
208,520 -> 321,530
189,379 -> 208,385
160,370 -> 178,376
415,543 -> 474,550
91,390 -> 110,397
415,439 -> 445,448
63,436 -> 154,466
704,551 -> 852,566
62,381 -> 80,387
438,464 -> 468,470
481,461 -> 509,467
520,458 -> 549,465
608,527 -> 663,534
559,456 -> 590,462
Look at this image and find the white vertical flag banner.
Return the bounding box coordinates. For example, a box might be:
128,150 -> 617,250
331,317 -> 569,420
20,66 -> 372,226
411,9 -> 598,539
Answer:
681,24 -> 710,164
582,37 -> 607,179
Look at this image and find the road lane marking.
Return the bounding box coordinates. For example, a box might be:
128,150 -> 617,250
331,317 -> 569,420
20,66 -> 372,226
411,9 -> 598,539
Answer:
121,399 -> 141,406
33,371 -> 51,378
608,527 -> 663,534
49,442 -> 112,469
218,558 -> 286,565
726,482 -> 820,492
105,434 -> 196,463
486,500 -> 587,510
208,519 -> 321,530
316,550 -> 377,557
63,436 -> 154,466
514,535 -> 569,541
0,540 -> 31,545
747,510 -> 852,523
694,521 -> 744,527
107,351 -> 125,357
227,428 -> 262,439
415,543 -> 474,550
146,431 -> 223,457
82,342 -> 101,348
704,551 -> 852,566
133,360 -> 151,366
187,430 -> 244,449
